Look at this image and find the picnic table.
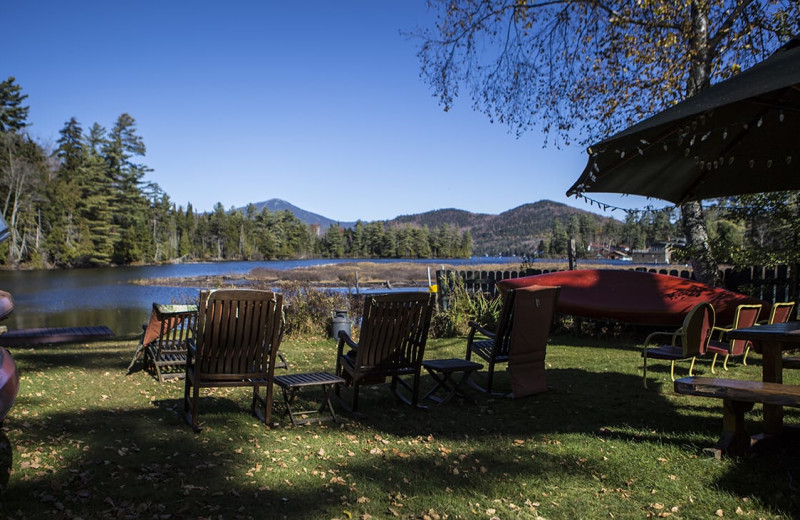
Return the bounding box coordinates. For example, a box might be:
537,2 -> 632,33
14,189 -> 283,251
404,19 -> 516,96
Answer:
675,321 -> 800,456
726,321 -> 800,436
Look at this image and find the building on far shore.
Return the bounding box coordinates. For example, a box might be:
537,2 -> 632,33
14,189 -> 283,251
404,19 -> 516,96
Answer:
631,242 -> 672,264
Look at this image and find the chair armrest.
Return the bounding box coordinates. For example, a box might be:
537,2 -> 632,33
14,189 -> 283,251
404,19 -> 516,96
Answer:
186,337 -> 197,362
338,330 -> 359,350
467,321 -> 496,340
644,331 -> 678,346
336,332 -> 359,366
713,325 -> 733,340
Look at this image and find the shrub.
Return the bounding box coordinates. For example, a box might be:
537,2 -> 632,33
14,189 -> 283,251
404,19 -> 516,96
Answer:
431,274 -> 502,338
280,282 -> 362,339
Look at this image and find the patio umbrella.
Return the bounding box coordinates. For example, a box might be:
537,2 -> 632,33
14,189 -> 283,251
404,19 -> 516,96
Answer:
567,38 -> 800,205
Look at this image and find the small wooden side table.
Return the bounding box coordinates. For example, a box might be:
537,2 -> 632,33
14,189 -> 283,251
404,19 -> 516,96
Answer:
422,358 -> 483,404
274,372 -> 345,425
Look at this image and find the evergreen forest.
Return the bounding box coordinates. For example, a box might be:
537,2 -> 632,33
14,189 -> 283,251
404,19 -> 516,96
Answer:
2,76 -> 797,270
0,78 -> 472,268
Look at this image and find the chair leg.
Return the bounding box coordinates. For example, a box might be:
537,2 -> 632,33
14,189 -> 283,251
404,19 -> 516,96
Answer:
183,374 -> 193,427
743,346 -> 750,366
642,353 -> 649,389
670,360 -> 676,381
252,384 -> 273,425
485,362 -> 496,394
183,375 -> 201,432
191,386 -> 201,431
411,371 -> 420,407
722,354 -> 730,371
710,353 -> 718,374
390,373 -> 424,408
351,382 -> 360,412
689,356 -> 696,376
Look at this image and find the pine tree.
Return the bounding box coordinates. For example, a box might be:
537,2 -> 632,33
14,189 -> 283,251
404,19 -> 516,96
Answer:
0,77 -> 29,132
103,113 -> 151,264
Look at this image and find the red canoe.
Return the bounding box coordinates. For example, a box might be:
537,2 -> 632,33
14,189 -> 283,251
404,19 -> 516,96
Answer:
498,269 -> 769,326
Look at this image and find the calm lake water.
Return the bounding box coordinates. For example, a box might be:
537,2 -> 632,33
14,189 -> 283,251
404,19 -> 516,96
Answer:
0,257 -> 520,336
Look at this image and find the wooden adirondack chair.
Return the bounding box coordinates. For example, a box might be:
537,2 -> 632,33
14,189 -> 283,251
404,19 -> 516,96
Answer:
183,289 -> 284,431
642,302 -> 715,389
707,303 -> 763,372
465,285 -> 560,396
335,292 -> 435,412
127,303 -> 198,382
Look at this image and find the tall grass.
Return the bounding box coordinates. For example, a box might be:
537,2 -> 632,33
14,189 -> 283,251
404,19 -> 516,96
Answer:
431,274 -> 503,338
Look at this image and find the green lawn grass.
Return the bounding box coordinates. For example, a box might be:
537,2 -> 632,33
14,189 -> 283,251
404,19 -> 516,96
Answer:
2,332 -> 799,519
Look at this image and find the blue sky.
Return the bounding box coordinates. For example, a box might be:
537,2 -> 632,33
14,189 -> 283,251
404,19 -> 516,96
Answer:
6,1 -> 665,222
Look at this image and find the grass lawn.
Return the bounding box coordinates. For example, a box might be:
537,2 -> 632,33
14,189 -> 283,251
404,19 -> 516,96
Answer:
1,331 -> 799,519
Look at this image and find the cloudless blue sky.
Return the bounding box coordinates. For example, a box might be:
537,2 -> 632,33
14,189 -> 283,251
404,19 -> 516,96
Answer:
6,1 -> 666,222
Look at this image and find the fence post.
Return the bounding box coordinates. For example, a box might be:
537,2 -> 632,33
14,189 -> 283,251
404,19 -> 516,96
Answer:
568,239 -> 576,270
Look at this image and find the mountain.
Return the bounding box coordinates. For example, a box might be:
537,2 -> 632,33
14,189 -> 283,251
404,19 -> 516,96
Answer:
386,200 -> 618,255
243,198 -> 616,255
244,199 -> 356,230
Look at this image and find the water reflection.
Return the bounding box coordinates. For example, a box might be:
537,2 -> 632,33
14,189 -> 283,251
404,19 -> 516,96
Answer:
0,258 -> 518,335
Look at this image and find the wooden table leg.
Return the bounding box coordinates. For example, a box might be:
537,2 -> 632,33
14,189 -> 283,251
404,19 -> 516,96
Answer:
760,342 -> 783,436
714,398 -> 755,458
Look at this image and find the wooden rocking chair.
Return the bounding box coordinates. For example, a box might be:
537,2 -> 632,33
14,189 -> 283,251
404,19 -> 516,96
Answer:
465,285 -> 560,396
335,292 -> 435,412
127,303 -> 198,382
184,289 -> 284,431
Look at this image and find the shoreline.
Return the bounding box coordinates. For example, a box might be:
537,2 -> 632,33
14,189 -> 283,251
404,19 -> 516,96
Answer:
132,260 -> 687,289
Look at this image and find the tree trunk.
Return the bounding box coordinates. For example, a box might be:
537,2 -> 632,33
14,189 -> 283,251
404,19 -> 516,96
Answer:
681,200 -> 719,285
680,0 -> 719,286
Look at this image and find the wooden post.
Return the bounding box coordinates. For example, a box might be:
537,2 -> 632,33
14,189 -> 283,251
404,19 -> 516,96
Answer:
568,239 -> 576,270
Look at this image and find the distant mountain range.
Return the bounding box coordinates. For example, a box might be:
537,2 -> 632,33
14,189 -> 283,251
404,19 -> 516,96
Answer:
388,201 -> 616,255
246,198 -> 615,256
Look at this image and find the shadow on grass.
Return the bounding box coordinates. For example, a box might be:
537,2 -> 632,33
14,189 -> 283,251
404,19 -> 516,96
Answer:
1,406 -> 337,518
334,367 -> 800,516
10,348 -> 128,372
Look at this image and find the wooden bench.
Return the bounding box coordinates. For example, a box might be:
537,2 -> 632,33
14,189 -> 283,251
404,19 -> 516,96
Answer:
674,376 -> 800,457
0,326 -> 115,347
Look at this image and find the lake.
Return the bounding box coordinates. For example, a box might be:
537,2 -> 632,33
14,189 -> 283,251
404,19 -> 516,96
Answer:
0,257 -> 520,336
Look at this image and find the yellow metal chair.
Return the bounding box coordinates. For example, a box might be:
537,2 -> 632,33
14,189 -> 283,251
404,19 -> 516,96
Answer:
743,301 -> 795,365
642,302 -> 715,389
707,303 -> 762,372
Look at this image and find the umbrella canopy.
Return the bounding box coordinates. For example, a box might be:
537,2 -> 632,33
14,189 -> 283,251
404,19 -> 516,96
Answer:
567,39 -> 800,205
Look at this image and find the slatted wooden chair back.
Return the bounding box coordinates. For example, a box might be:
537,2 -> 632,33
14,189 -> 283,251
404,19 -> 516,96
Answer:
195,289 -> 283,383
143,304 -> 197,347
680,302 -> 716,357
144,304 -> 197,382
184,289 -> 283,431
490,289 -> 517,360
353,292 -> 434,373
768,301 -> 795,324
726,304 -> 763,356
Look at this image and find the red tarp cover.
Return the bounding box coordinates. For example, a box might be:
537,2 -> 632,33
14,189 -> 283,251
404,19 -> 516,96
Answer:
498,269 -> 768,326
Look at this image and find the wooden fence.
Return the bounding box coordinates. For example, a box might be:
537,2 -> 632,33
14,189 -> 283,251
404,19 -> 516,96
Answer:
435,265 -> 798,310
